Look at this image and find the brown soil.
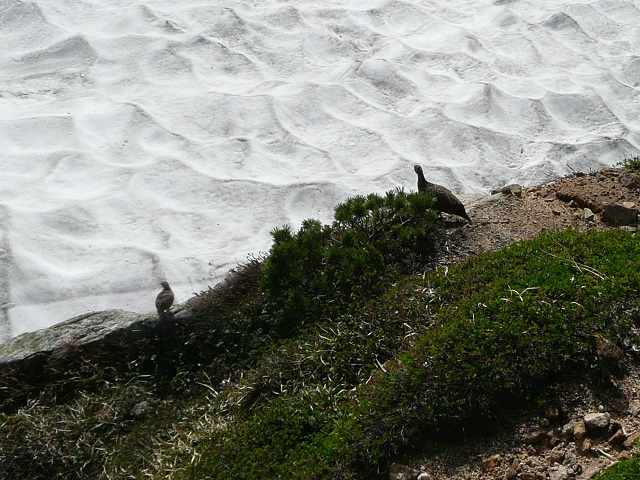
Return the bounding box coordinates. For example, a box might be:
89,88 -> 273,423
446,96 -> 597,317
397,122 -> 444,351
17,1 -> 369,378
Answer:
398,168 -> 640,480
439,168 -> 639,266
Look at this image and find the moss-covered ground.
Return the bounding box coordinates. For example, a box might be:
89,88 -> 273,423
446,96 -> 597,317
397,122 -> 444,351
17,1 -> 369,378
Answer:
0,190 -> 639,479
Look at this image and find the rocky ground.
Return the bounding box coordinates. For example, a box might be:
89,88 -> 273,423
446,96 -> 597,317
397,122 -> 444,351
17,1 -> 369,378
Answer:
439,167 -> 640,266
391,168 -> 640,480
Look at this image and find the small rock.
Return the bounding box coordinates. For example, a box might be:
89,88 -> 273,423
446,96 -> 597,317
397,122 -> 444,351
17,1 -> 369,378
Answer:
549,446 -> 565,463
130,400 -> 152,418
576,437 -> 591,455
491,184 -> 523,197
389,463 -> 420,480
584,412 -> 611,431
622,201 -> 637,209
568,200 -> 579,208
506,459 -> 519,480
524,430 -> 548,445
602,203 -> 639,226
609,421 -> 622,434
561,421 -> 575,439
583,208 -> 595,221
621,173 -> 640,189
609,428 -> 627,446
417,473 -> 433,480
545,405 -> 560,421
574,420 -> 587,439
482,454 -> 502,472
618,451 -> 632,461
549,435 -> 562,447
623,431 -> 640,450
580,459 -> 610,478
630,400 -> 640,416
549,464 -> 570,480
608,399 -> 629,413
521,472 -> 544,480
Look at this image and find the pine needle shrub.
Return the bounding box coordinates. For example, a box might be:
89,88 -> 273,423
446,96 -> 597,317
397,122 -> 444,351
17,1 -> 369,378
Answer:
617,155 -> 640,172
260,189 -> 442,333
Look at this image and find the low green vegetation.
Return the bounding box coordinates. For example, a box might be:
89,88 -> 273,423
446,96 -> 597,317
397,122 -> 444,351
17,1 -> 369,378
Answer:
261,188 -> 441,333
0,188 -> 639,479
617,155 -> 640,173
594,456 -> 640,479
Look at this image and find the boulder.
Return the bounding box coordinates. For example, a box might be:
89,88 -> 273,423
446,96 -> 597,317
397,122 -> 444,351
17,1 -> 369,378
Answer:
0,304 -> 193,373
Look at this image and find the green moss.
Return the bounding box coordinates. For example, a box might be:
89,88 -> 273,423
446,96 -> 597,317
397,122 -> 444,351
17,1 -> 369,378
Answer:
191,229 -> 640,478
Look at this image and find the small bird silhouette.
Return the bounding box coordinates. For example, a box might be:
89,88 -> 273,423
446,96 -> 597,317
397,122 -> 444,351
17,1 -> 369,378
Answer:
155,281 -> 174,316
414,164 -> 471,222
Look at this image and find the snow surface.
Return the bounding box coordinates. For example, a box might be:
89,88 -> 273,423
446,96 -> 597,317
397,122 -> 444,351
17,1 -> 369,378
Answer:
1,0 -> 640,341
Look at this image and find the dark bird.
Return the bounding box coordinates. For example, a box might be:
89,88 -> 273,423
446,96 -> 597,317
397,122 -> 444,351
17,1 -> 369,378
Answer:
156,281 -> 174,316
590,332 -> 625,380
414,164 -> 471,222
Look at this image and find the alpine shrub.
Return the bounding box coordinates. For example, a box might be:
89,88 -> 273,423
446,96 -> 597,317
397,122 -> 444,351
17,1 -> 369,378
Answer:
260,189 -> 443,333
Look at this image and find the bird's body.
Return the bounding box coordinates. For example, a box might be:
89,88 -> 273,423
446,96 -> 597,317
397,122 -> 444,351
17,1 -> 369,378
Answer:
156,281 -> 174,315
414,165 -> 471,222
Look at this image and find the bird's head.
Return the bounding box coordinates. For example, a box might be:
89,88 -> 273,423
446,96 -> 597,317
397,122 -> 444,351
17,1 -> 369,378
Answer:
161,281 -> 170,289
413,164 -> 423,174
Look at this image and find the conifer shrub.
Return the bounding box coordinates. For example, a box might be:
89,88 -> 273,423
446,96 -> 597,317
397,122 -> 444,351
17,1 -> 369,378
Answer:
260,189 -> 442,333
617,155 -> 640,172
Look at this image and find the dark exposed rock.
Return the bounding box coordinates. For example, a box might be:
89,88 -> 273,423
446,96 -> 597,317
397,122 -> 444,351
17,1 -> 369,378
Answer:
601,203 -> 639,226
608,428 -> 627,446
620,172 -> 640,189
